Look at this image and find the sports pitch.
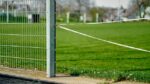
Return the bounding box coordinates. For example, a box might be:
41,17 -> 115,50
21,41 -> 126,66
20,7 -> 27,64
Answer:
0,22 -> 150,82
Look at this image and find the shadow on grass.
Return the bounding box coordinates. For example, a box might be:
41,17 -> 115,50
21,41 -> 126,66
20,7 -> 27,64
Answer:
126,68 -> 150,72
57,57 -> 149,62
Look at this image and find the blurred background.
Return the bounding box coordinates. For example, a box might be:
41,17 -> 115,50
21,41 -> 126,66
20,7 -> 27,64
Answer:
0,0 -> 150,23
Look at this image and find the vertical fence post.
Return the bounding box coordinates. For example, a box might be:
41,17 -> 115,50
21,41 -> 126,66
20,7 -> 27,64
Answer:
7,1 -> 9,23
66,12 -> 70,24
96,13 -> 99,23
83,13 -> 86,23
46,0 -> 56,77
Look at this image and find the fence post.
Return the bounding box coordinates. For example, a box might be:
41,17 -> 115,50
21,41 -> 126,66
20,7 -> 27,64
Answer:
46,0 -> 56,77
7,1 -> 9,23
96,13 -> 99,23
66,12 -> 70,24
83,13 -> 86,23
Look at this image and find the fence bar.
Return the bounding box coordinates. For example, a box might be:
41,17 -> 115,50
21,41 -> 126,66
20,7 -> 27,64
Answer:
66,12 -> 70,24
46,0 -> 56,77
96,13 -> 99,23
6,0 -> 9,23
83,13 -> 86,23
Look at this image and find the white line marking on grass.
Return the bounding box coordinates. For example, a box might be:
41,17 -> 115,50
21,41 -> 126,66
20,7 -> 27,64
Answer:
59,26 -> 150,53
0,55 -> 45,61
0,45 -> 45,49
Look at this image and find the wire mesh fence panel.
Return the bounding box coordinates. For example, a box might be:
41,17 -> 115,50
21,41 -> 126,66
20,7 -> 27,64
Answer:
0,0 -> 46,23
0,0 -> 47,73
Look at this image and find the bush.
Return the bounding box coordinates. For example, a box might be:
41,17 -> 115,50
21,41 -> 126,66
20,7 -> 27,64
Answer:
0,13 -> 28,23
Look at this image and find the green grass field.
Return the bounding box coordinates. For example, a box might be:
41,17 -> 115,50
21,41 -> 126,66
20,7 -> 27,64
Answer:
0,22 -> 150,82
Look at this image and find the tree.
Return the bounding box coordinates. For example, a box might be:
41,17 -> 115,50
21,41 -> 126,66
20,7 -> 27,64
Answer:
89,7 -> 105,21
76,0 -> 91,14
131,0 -> 150,18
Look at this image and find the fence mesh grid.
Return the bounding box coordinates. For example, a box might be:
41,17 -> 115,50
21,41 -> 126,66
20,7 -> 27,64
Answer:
0,0 -> 47,71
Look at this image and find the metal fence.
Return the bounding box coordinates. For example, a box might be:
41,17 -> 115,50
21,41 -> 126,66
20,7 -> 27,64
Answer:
0,0 -> 55,78
0,0 -> 46,23
0,0 -> 150,80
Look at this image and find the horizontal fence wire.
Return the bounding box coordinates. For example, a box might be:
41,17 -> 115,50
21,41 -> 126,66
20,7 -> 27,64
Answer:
0,45 -> 45,49
0,33 -> 45,37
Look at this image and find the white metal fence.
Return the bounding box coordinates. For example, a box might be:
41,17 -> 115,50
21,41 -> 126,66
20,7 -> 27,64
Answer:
0,0 -> 56,77
0,0 -> 46,23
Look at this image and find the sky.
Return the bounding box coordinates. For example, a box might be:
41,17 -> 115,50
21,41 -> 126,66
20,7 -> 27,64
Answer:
95,0 -> 131,8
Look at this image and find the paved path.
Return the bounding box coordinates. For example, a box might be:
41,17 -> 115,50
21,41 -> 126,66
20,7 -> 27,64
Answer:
0,67 -> 148,84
